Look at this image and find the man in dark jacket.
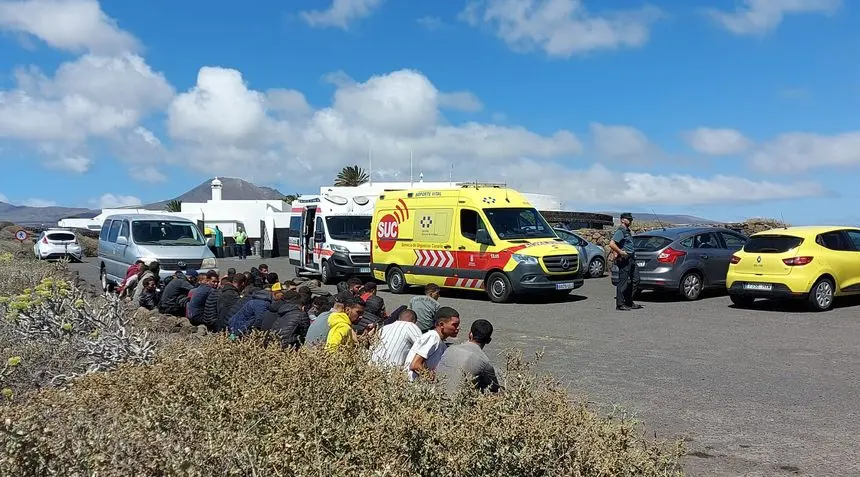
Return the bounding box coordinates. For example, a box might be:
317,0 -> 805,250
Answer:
259,290 -> 311,349
159,270 -> 197,317
188,270 -> 219,325
353,294 -> 385,334
228,283 -> 282,335
209,275 -> 241,332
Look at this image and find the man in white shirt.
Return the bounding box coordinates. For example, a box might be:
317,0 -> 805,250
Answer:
370,310 -> 421,367
404,306 -> 460,381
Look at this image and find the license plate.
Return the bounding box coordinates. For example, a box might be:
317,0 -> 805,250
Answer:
359,267 -> 371,274
636,260 -> 646,268
743,283 -> 772,291
556,282 -> 576,290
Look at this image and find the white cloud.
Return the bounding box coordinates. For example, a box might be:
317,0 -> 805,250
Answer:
590,123 -> 655,162
706,0 -> 841,35
417,16 -> 443,30
129,165 -> 167,183
0,53 -> 173,143
21,198 -> 57,207
44,154 -> 92,173
748,131 -> 860,172
0,0 -> 139,54
460,0 -> 662,57
684,127 -> 752,155
497,161 -> 824,206
266,88 -> 312,117
300,0 -> 384,29
93,193 -> 141,208
438,91 -> 483,112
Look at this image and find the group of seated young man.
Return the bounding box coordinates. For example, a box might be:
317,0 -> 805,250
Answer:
116,263 -> 500,394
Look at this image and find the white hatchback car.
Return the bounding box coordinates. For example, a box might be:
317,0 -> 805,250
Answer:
34,229 -> 83,262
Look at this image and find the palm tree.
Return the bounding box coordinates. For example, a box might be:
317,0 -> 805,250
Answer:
165,200 -> 182,212
282,194 -> 299,204
335,165 -> 369,187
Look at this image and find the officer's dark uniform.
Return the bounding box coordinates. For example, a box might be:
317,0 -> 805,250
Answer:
612,213 -> 641,310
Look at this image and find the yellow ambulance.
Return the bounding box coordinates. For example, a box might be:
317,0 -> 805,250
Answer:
370,183 -> 583,303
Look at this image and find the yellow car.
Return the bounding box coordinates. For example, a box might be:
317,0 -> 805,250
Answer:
726,226 -> 860,311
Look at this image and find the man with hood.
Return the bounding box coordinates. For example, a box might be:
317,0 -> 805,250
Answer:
228,282 -> 281,335
326,296 -> 365,351
259,290 -> 311,349
353,294 -> 386,335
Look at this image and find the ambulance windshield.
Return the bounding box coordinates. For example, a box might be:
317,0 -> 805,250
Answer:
483,207 -> 555,240
325,216 -> 372,242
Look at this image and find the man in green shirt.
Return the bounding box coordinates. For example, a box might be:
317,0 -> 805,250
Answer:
609,212 -> 641,311
234,228 -> 247,260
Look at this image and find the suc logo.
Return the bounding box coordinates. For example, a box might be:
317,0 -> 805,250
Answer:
376,214 -> 399,252
376,199 -> 409,252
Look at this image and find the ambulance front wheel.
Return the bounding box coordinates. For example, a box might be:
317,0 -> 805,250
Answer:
486,272 -> 513,303
320,260 -> 335,285
386,266 -> 408,294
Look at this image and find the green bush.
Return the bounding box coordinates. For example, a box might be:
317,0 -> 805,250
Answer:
1,336 -> 683,476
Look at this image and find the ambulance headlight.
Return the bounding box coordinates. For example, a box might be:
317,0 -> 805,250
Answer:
329,244 -> 349,254
511,254 -> 538,265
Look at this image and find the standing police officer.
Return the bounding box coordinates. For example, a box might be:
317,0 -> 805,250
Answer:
609,212 -> 642,311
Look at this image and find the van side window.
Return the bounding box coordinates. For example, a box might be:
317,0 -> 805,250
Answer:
119,221 -> 130,240
107,220 -> 122,243
460,209 -> 487,242
315,217 -> 324,237
289,216 -> 301,237
99,221 -> 112,241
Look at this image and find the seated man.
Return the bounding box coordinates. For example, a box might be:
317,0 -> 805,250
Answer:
435,319 -> 500,395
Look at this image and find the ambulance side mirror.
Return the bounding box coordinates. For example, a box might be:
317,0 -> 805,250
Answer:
476,229 -> 493,246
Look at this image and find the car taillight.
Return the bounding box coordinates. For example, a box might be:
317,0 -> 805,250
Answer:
657,247 -> 686,264
42,237 -> 48,244
783,256 -> 813,266
730,255 -> 741,264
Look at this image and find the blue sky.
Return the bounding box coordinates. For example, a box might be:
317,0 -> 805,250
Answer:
0,0 -> 858,224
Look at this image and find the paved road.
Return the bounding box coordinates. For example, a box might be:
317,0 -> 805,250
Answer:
70,257 -> 860,476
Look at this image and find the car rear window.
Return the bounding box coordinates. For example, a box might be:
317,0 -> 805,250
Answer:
633,235 -> 672,252
47,233 -> 76,241
744,235 -> 803,253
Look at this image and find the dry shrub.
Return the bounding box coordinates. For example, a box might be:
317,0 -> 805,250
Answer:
0,255 -> 156,400
1,336 -> 683,476
77,235 -> 98,257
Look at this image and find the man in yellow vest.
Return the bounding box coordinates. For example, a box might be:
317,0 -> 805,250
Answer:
235,228 -> 248,260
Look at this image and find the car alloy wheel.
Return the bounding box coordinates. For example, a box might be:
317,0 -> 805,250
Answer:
681,272 -> 702,300
588,257 -> 605,278
811,278 -> 834,311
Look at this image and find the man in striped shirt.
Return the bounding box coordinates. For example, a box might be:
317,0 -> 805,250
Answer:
369,309 -> 421,367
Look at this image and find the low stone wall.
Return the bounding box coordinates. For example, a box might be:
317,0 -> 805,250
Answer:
574,219 -> 788,249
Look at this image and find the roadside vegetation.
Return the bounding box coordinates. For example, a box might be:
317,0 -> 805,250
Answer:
0,228 -> 685,475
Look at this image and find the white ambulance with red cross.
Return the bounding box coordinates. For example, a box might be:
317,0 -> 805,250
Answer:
370,184 -> 584,303
288,193 -> 375,284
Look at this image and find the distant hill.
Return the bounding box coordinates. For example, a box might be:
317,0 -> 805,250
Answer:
143,177 -> 284,210
601,212 -> 719,225
0,202 -> 91,226
0,178 -> 285,226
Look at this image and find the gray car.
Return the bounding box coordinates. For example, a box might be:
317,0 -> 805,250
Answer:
610,226 -> 748,300
98,214 -> 218,292
554,228 -> 608,278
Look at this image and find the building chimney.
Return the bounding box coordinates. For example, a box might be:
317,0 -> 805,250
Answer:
211,177 -> 222,201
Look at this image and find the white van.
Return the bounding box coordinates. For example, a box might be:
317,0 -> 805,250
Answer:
288,194 -> 375,284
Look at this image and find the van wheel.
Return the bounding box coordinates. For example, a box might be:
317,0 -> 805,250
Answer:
486,272 -> 513,303
807,277 -> 835,311
320,260 -> 334,285
100,267 -> 114,294
386,267 -> 407,294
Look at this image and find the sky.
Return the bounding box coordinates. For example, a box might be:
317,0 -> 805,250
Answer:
0,0 -> 858,224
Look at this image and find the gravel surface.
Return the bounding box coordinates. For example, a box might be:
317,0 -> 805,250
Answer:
70,257 -> 860,476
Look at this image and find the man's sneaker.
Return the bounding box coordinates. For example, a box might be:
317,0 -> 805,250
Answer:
629,304 -> 644,309
616,305 -> 631,311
